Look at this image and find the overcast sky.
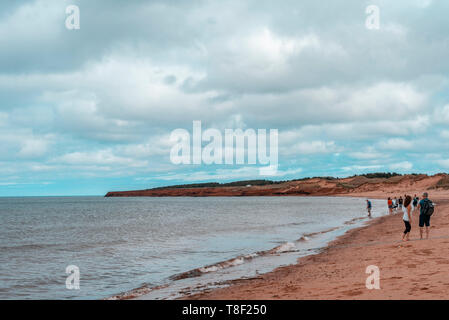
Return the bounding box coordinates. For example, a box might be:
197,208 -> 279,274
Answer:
1,0 -> 449,196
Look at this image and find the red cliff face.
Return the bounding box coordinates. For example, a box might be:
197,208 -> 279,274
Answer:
105,186 -> 313,197
105,174 -> 447,197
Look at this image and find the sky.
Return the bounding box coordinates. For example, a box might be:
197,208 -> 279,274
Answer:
1,0 -> 449,196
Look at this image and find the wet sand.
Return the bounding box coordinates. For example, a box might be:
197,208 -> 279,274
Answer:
185,192 -> 449,300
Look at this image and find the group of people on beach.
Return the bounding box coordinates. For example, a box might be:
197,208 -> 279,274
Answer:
366,192 -> 435,242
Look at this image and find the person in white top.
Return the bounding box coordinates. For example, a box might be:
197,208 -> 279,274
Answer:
402,195 -> 412,241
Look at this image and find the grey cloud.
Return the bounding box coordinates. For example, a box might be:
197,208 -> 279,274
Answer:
1,0 -> 449,191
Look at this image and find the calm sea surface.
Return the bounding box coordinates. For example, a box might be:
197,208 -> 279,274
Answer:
0,196 -> 387,299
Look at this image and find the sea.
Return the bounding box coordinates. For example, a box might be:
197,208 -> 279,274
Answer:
0,196 -> 387,300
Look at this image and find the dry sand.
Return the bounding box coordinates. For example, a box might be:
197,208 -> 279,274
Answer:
185,190 -> 449,300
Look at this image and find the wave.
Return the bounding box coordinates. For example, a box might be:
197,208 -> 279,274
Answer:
107,283 -> 169,300
110,216 -> 367,300
0,243 -> 58,251
302,226 -> 340,239
169,241 -> 301,281
167,218 -> 365,282
344,217 -> 365,225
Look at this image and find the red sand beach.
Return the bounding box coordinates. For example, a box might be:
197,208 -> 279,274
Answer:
180,182 -> 449,299
112,174 -> 449,300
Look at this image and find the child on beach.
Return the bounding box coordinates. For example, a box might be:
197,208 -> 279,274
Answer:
402,195 -> 412,241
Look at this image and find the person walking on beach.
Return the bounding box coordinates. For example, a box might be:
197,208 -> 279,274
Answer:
402,195 -> 412,241
398,196 -> 403,209
366,199 -> 372,217
417,192 -> 434,240
393,197 -> 398,212
413,194 -> 419,212
388,197 -> 393,214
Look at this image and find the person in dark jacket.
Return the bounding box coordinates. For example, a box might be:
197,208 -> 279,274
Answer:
417,192 -> 433,240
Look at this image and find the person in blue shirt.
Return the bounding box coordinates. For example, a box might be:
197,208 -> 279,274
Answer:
366,199 -> 372,217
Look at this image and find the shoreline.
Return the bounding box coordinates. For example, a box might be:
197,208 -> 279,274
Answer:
115,196 -> 383,300
182,193 -> 449,300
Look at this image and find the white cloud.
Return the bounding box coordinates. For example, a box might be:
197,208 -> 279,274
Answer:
383,23 -> 408,37
286,141 -> 340,155
414,0 -> 433,8
349,151 -> 385,160
156,166 -> 302,181
118,137 -> 173,158
0,0 -> 63,45
433,104 -> 449,124
436,159 -> 449,168
389,161 -> 413,171
53,150 -> 149,168
337,82 -> 426,118
440,130 -> 449,139
377,138 -> 414,151
18,139 -> 49,158
229,28 -> 322,70
342,165 -> 383,171
0,112 -> 7,125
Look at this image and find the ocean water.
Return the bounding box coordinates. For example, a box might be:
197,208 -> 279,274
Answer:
0,196 -> 387,300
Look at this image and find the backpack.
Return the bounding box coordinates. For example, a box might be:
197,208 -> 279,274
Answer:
421,199 -> 434,216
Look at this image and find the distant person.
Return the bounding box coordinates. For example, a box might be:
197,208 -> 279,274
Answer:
398,196 -> 403,209
366,199 -> 372,217
402,195 -> 412,241
413,194 -> 419,211
417,192 -> 435,240
388,197 -> 393,214
393,197 -> 398,212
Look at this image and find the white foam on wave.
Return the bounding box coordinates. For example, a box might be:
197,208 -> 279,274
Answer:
230,257 -> 245,266
198,257 -> 246,273
273,242 -> 296,253
199,265 -> 219,273
244,253 -> 259,259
